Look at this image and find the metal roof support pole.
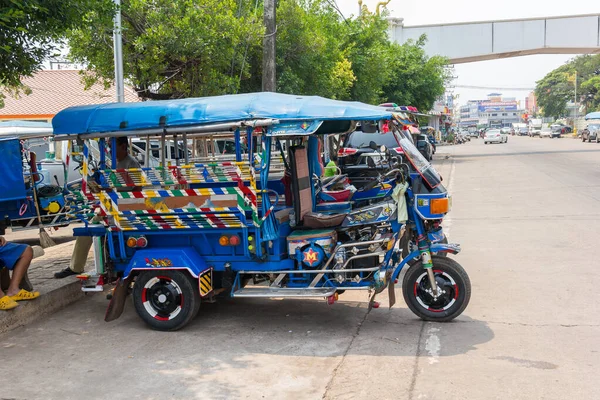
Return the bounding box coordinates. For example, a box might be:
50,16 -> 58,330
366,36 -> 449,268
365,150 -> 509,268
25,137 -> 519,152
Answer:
145,136 -> 150,168
113,0 -> 125,103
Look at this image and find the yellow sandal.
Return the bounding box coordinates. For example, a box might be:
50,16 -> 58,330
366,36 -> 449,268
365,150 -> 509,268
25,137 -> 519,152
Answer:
9,289 -> 40,301
0,295 -> 19,310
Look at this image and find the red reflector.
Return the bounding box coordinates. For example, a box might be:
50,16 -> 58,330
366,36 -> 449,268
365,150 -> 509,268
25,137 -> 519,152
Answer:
337,148 -> 358,157
229,235 -> 240,246
393,147 -> 405,154
136,237 -> 148,248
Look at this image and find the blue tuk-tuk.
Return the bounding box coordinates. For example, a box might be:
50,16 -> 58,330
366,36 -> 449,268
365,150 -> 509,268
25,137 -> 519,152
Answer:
0,121 -> 82,235
53,93 -> 470,331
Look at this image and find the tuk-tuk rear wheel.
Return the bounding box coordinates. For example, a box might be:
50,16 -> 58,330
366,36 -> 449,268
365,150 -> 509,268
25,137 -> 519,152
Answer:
133,270 -> 201,331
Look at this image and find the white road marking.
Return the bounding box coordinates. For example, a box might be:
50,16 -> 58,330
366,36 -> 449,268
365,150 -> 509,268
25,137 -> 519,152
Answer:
425,325 -> 441,365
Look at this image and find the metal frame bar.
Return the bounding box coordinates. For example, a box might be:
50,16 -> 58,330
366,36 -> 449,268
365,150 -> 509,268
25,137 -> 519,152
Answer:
52,119 -> 280,141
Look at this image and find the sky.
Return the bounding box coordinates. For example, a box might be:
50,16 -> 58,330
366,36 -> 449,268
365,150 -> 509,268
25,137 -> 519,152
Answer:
336,0 -> 599,107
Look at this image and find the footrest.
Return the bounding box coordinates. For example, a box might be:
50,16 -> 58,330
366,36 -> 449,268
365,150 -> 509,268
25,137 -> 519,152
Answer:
232,287 -> 336,298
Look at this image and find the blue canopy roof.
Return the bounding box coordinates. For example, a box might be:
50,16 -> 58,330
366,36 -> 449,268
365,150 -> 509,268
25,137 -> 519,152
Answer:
52,92 -> 393,136
585,111 -> 600,120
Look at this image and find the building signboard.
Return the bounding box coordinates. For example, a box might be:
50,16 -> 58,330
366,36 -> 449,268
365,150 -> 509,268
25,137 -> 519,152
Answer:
478,101 -> 518,112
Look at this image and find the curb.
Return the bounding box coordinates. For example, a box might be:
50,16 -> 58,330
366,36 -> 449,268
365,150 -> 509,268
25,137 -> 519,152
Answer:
0,239 -> 88,334
0,277 -> 84,334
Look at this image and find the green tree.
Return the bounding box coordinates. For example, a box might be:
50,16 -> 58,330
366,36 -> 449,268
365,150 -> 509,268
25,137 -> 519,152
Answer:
381,35 -> 449,112
535,54 -> 600,117
535,66 -> 573,118
343,10 -> 392,104
0,0 -> 110,105
270,0 -> 355,98
66,0 -> 447,109
580,75 -> 600,112
68,0 -> 264,99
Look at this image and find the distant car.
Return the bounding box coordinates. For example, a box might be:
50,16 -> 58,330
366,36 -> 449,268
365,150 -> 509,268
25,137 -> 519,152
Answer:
551,124 -> 572,135
540,127 -> 553,138
581,123 -> 600,142
499,129 -> 509,143
529,127 -> 541,137
415,134 -> 434,160
338,129 -> 404,167
518,127 -> 529,136
484,129 -> 504,144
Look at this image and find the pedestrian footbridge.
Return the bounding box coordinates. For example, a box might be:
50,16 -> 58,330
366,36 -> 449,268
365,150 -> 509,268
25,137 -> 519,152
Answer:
387,14 -> 600,64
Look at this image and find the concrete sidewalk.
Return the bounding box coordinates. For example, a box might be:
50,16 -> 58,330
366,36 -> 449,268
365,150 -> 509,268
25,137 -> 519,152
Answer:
0,240 -> 92,334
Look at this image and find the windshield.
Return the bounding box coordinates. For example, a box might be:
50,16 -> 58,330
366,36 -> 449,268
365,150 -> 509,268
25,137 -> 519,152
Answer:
345,130 -> 400,149
588,124 -> 600,131
395,130 -> 442,189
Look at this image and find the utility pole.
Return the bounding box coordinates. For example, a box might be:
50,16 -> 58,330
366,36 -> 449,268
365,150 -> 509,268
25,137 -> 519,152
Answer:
113,0 -> 125,102
262,0 -> 276,92
574,72 -> 578,128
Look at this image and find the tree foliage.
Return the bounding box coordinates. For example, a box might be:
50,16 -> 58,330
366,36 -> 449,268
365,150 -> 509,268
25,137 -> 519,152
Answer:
66,0 -> 448,109
69,0 -> 264,99
0,0 -> 111,106
535,54 -> 600,117
381,36 -> 449,112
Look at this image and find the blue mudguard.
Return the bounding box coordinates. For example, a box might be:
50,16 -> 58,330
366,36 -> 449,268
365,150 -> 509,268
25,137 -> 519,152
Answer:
391,242 -> 461,282
122,247 -> 208,279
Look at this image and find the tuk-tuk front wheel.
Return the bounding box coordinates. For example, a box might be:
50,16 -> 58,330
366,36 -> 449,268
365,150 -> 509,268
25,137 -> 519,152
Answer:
133,270 -> 201,331
402,256 -> 470,322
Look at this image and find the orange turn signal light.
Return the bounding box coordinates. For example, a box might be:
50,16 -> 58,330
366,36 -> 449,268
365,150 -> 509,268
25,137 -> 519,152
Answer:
219,235 -> 230,246
430,198 -> 449,215
126,237 -> 137,248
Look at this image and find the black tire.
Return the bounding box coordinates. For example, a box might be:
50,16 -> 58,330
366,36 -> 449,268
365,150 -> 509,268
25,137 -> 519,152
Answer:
402,256 -> 471,322
133,270 -> 201,331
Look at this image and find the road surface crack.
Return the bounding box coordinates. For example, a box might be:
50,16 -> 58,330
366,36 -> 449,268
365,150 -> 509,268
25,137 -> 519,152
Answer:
407,321 -> 426,400
321,306 -> 372,399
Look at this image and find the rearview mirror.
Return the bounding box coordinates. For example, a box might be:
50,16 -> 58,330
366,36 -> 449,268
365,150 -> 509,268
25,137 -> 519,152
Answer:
369,141 -> 378,151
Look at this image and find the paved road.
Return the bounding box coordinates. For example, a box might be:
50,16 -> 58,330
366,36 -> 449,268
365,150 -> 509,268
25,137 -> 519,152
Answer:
1,136 -> 599,399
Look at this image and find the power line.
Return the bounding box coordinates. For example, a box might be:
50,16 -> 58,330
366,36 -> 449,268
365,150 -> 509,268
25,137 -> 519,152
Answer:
452,84 -> 535,91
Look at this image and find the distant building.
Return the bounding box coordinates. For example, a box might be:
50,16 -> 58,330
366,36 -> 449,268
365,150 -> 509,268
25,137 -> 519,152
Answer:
0,70 -> 139,123
525,91 -> 538,114
459,94 -> 525,128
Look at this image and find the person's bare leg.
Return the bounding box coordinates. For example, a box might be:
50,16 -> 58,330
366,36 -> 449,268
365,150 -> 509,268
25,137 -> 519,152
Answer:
6,246 -> 33,297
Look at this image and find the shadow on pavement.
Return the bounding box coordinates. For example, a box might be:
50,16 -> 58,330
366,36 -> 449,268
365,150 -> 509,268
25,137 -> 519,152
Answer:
0,294 -> 494,399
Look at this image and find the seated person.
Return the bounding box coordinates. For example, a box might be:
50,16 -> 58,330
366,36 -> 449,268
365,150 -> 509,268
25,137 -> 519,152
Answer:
0,237 -> 40,310
55,136 -> 141,279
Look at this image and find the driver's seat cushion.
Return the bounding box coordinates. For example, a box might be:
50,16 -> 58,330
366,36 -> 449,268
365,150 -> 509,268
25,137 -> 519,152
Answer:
303,212 -> 346,229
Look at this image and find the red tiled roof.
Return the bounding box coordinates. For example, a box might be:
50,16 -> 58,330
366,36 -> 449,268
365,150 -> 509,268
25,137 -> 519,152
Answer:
0,70 -> 140,117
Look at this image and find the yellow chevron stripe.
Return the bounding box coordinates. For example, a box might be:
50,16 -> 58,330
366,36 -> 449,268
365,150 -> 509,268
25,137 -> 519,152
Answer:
199,281 -> 211,294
